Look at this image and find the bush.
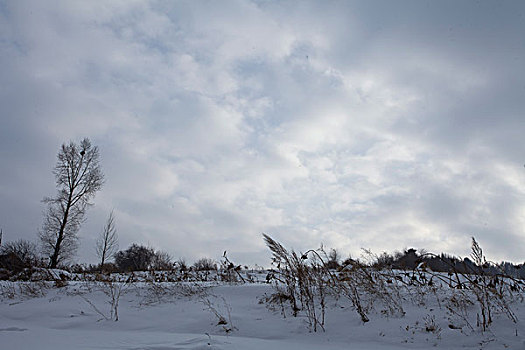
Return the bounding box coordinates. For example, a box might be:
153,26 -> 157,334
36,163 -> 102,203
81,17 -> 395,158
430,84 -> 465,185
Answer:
115,244 -> 155,271
325,248 -> 341,270
175,258 -> 188,272
0,239 -> 39,269
193,258 -> 217,271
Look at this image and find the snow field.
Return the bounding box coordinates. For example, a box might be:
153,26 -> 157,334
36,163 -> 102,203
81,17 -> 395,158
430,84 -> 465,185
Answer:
1,275 -> 524,349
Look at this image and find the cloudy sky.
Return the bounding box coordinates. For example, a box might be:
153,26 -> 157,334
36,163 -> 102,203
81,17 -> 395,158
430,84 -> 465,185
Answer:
1,0 -> 525,266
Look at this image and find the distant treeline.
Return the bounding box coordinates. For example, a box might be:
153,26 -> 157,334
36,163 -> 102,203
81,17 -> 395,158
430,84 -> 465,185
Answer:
371,248 -> 525,279
1,238 -> 524,279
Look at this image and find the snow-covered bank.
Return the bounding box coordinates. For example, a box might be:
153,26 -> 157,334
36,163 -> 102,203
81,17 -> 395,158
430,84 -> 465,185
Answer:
1,280 -> 524,349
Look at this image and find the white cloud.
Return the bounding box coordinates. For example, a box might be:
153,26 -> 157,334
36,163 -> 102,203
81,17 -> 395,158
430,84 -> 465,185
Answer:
1,0 -> 524,265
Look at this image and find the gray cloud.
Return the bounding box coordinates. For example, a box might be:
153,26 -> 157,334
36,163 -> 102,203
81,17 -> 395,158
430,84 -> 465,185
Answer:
1,0 -> 524,266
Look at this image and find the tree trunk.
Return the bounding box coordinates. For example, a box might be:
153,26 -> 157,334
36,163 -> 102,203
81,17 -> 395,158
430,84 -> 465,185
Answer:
49,200 -> 71,268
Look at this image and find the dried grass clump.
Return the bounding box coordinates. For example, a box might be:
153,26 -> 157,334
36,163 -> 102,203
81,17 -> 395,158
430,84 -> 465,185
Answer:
263,234 -> 523,333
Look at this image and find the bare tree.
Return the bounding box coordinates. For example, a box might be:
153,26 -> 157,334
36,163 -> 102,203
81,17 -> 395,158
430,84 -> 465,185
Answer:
39,138 -> 104,268
96,210 -> 118,271
151,250 -> 173,271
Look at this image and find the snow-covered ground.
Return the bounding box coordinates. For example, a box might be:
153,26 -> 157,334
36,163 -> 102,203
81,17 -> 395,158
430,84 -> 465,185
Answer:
1,274 -> 524,349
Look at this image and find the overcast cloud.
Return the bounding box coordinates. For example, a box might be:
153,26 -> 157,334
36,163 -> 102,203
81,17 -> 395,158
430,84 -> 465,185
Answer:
1,0 -> 524,265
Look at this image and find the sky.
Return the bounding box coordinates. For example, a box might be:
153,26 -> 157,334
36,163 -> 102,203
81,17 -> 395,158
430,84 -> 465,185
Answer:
1,0 -> 525,266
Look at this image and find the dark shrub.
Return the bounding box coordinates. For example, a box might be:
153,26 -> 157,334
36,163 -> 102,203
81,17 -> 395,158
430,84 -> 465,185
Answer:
151,250 -> 173,271
193,258 -> 217,271
115,244 -> 155,271
0,239 -> 39,268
